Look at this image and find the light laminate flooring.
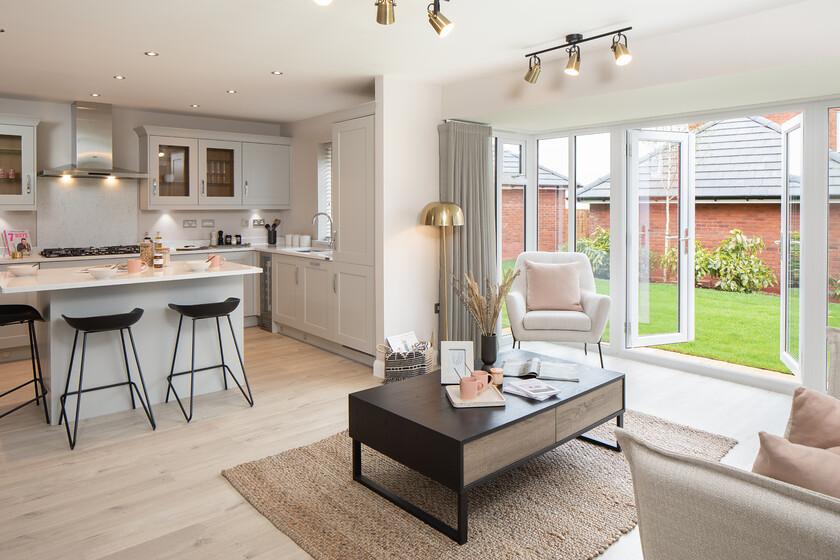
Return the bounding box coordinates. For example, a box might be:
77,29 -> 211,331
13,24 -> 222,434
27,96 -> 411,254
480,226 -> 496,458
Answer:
0,329 -> 792,559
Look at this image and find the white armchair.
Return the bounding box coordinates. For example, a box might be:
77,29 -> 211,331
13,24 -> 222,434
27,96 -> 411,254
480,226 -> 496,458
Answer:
506,252 -> 610,366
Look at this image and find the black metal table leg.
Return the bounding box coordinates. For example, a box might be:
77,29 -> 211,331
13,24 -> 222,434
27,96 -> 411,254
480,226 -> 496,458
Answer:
577,413 -> 623,452
352,439 -> 469,544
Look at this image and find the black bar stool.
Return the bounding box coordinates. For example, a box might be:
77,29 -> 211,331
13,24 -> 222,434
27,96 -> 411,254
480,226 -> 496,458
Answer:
165,297 -> 254,422
59,308 -> 156,449
0,305 -> 49,424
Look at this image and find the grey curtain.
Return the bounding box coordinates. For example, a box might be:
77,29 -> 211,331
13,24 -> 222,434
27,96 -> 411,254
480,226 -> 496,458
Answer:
438,121 -> 496,352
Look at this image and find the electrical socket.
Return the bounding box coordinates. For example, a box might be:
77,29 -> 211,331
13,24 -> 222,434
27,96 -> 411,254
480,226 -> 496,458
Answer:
434,303 -> 440,314
252,218 -> 266,227
201,219 -> 215,228
182,219 -> 197,229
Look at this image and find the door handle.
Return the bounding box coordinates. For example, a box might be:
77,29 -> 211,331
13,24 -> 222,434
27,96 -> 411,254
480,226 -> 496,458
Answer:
295,267 -> 299,285
244,180 -> 249,198
25,175 -> 31,194
152,178 -> 158,195
333,273 -> 337,294
682,228 -> 689,255
201,179 -> 206,195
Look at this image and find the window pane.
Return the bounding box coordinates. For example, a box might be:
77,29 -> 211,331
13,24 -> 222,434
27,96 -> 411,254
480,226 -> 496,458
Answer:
537,138 -> 569,251
575,133 -> 612,341
828,108 -> 840,385
500,141 -> 526,333
316,142 -> 332,240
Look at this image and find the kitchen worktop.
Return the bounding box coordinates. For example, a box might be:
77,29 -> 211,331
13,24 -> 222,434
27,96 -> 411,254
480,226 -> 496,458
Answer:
0,261 -> 262,294
0,243 -> 332,265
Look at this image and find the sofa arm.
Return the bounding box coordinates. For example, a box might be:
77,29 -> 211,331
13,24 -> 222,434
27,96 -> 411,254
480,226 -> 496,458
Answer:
505,290 -> 527,337
580,290 -> 610,339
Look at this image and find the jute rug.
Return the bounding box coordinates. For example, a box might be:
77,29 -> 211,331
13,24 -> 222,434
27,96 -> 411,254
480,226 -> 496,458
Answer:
223,411 -> 736,559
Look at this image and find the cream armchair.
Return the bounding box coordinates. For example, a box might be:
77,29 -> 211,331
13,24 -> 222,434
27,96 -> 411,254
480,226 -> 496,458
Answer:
506,252 -> 610,366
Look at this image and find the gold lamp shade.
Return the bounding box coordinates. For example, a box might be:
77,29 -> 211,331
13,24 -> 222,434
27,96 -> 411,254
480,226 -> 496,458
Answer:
564,47 -> 580,76
428,9 -> 454,37
422,202 -> 465,227
612,42 -> 632,66
524,55 -> 541,84
376,0 -> 396,25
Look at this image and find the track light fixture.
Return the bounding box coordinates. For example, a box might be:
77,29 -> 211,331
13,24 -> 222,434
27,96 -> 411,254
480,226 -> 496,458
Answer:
375,0 -> 396,26
564,45 -> 580,76
611,32 -> 632,66
523,27 -> 632,84
427,0 -> 454,37
523,55 -> 541,84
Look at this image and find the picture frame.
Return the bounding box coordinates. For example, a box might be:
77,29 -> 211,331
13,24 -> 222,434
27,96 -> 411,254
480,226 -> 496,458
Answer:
440,341 -> 474,385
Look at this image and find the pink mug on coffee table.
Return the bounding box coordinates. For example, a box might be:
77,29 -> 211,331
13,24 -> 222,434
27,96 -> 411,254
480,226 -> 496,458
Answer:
459,377 -> 486,400
209,254 -> 225,268
127,259 -> 144,274
471,371 -> 492,391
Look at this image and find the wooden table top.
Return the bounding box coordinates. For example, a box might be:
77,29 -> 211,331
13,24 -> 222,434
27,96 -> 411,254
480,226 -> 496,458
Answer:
350,350 -> 624,444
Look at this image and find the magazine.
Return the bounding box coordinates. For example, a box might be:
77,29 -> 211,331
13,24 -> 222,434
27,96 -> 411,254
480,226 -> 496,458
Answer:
502,357 -> 579,382
503,378 -> 563,401
3,230 -> 31,256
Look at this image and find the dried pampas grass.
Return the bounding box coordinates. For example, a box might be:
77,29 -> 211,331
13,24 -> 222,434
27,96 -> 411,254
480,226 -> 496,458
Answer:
453,268 -> 520,336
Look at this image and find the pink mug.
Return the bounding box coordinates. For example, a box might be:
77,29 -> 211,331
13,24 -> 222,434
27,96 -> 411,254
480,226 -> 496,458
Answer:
459,376 -> 486,400
209,255 -> 225,268
471,371 -> 492,391
127,259 -> 144,274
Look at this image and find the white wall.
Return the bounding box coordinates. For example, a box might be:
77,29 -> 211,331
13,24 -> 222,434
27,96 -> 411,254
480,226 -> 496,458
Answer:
442,0 -> 840,131
376,76 -> 442,346
288,102 -> 376,238
0,96 -> 291,248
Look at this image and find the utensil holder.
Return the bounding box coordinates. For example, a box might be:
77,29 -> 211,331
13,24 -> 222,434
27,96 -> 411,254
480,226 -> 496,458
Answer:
267,230 -> 277,245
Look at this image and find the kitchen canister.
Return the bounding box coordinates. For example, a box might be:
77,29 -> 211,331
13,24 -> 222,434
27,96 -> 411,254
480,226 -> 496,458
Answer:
285,233 -> 293,247
300,235 -> 312,248
292,234 -> 301,247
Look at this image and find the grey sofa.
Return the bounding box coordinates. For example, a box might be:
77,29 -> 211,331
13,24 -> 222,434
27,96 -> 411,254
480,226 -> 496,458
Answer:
617,429 -> 840,560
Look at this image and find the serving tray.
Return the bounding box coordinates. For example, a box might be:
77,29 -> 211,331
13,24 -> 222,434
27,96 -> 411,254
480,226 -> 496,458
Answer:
445,384 -> 506,408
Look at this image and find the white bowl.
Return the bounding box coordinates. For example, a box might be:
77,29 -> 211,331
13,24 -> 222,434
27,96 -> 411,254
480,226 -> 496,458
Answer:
8,264 -> 38,277
88,267 -> 117,280
186,260 -> 211,272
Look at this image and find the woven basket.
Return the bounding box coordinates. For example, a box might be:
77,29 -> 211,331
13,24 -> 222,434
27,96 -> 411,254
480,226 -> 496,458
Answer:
379,341 -> 435,384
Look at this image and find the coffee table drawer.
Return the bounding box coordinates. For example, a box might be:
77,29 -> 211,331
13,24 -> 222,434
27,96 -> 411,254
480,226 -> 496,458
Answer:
556,379 -> 623,442
463,409 -> 555,485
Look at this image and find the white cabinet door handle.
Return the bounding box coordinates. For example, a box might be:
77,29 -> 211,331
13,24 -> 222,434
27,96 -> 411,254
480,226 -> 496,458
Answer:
333,273 -> 337,294
201,179 -> 206,195
25,175 -> 31,194
244,180 -> 249,198
152,178 -> 158,195
295,267 -> 299,285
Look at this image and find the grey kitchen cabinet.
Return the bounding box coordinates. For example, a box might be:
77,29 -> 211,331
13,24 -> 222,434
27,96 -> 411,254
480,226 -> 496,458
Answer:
333,261 -> 375,354
243,142 -> 291,209
299,259 -> 334,340
332,115 -> 374,266
271,254 -> 302,328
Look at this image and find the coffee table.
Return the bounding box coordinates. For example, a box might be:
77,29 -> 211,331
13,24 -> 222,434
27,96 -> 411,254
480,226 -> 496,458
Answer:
348,350 -> 625,544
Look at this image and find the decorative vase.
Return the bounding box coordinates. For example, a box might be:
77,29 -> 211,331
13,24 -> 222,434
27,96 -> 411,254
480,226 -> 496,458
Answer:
481,334 -> 498,366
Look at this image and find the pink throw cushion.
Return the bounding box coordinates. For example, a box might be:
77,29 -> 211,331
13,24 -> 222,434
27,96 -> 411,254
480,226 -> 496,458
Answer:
752,432 -> 840,499
786,387 -> 840,449
525,261 -> 583,312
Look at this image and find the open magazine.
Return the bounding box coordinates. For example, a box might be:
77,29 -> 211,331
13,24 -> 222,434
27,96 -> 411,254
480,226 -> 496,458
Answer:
503,378 -> 563,401
502,357 -> 579,382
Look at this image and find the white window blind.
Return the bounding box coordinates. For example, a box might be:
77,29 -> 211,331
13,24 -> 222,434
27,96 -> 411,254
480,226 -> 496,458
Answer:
317,142 -> 333,241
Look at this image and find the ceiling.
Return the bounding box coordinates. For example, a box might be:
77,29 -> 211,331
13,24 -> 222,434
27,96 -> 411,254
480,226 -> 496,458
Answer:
0,0 -> 802,123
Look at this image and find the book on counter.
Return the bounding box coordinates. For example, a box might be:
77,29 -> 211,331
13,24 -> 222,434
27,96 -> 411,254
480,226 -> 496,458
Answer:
502,357 -> 580,382
503,378 -> 563,401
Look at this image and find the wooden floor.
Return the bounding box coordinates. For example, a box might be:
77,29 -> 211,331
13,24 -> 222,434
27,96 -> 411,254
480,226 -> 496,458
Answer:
0,329 -> 792,560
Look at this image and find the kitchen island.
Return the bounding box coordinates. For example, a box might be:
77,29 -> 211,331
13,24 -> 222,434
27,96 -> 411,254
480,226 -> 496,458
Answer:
0,261 -> 262,424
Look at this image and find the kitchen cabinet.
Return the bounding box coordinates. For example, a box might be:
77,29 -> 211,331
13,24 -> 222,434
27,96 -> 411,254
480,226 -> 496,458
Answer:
332,115 -> 374,266
0,119 -> 38,210
199,139 -> 242,206
271,254 -> 302,327
243,142 -> 291,209
269,252 -> 375,355
139,127 -> 290,210
333,261 -> 375,354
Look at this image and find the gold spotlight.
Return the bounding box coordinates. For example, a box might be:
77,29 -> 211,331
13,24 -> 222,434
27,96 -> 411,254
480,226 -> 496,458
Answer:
524,55 -> 541,84
611,33 -> 632,66
376,0 -> 395,25
427,1 -> 454,37
564,45 -> 580,76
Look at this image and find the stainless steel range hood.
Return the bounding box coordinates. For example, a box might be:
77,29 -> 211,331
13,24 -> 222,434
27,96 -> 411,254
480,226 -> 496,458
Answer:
40,101 -> 147,179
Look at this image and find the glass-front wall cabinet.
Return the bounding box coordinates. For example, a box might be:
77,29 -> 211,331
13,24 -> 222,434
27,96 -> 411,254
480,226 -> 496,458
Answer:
0,124 -> 35,206
199,139 -> 242,205
150,136 -> 198,206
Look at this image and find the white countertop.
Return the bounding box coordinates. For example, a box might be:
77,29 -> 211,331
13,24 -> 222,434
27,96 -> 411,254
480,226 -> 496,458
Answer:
0,261 -> 262,294
0,243 -> 332,265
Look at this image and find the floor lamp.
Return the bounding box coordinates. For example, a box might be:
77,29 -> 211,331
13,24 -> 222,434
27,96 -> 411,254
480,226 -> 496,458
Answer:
422,201 -> 465,341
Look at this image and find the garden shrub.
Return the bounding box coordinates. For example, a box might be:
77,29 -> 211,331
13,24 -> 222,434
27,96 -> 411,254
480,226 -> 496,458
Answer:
706,229 -> 776,293
576,227 -> 610,279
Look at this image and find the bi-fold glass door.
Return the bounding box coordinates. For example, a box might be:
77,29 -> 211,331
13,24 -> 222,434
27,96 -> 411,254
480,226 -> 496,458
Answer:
780,115 -> 803,372
626,130 -> 694,347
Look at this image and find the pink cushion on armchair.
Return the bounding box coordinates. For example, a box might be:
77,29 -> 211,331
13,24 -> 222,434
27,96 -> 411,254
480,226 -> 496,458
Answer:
786,387 -> 840,449
752,432 -> 840,499
525,261 -> 583,312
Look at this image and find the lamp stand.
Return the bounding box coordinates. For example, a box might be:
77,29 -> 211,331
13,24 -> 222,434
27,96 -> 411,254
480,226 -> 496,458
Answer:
440,225 -> 449,341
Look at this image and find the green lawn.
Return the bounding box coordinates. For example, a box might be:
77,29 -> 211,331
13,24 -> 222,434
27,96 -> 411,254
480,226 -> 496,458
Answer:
501,260 -> 840,374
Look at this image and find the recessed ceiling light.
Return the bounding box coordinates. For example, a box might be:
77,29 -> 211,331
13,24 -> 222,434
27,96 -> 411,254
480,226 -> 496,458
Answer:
190,104 -> 200,108
90,93 -> 101,97
270,71 -> 283,76
144,51 -> 159,57
313,0 -> 333,5
113,75 -> 126,80
226,89 -> 237,94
